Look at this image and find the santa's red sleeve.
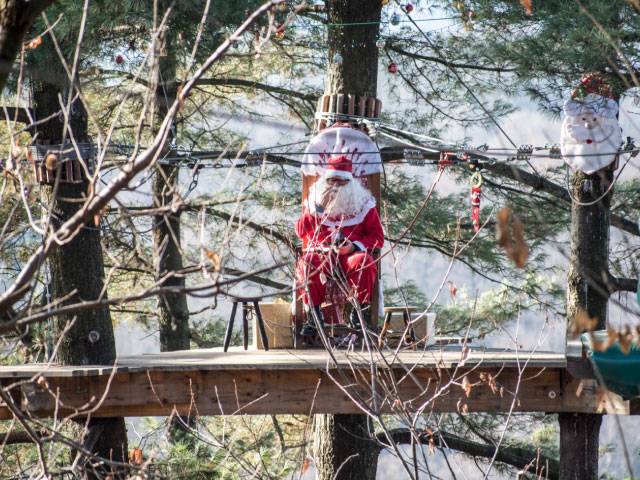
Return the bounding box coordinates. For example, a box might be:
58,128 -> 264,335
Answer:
295,211 -> 318,243
351,207 -> 384,251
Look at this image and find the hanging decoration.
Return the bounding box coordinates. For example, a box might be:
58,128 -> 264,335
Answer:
302,124 -> 383,178
332,53 -> 343,66
376,38 -> 386,49
390,13 -> 400,26
275,25 -> 285,40
387,62 -> 398,74
560,74 -> 623,174
470,171 -> 482,232
115,54 -> 124,65
404,3 -> 414,13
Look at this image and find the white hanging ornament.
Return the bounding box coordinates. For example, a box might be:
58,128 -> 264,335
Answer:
376,38 -> 386,49
332,53 -> 343,66
560,90 -> 622,175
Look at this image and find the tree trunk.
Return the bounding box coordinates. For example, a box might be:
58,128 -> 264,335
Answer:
32,38 -> 128,476
558,412 -> 602,480
0,0 -> 55,90
313,414 -> 379,480
313,1 -> 382,479
150,8 -> 193,443
561,168 -> 613,479
325,0 -> 381,97
151,7 -> 190,354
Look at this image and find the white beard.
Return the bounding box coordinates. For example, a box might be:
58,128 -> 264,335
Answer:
560,115 -> 622,174
307,176 -> 376,226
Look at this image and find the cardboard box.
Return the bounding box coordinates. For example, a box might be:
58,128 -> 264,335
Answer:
251,303 -> 294,350
384,312 -> 436,347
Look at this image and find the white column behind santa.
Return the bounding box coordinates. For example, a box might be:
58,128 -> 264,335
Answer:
301,125 -> 383,178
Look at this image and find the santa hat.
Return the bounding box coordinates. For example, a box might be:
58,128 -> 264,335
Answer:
325,155 -> 353,180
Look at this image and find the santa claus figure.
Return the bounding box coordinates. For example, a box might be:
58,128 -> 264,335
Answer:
561,75 -> 622,174
296,154 -> 384,336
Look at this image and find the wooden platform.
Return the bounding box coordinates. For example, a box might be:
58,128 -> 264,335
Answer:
0,347 -> 632,418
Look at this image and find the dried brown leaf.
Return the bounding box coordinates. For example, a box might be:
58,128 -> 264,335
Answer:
619,328 -> 632,355
45,153 -> 58,171
510,215 -> 529,268
461,375 -> 472,397
576,380 -> 585,398
495,207 -> 529,268
204,248 -> 221,272
459,345 -> 470,366
428,436 -> 436,455
26,36 -> 42,50
130,447 -> 144,465
520,0 -> 533,15
36,376 -> 49,389
569,309 -> 599,338
448,281 -> 457,299
301,458 -> 311,474
496,207 -> 511,249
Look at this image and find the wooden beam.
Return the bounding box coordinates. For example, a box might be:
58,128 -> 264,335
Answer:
0,365 -> 620,419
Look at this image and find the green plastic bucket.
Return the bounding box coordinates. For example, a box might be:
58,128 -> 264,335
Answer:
581,331 -> 640,400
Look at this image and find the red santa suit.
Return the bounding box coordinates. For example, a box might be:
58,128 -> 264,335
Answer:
295,155 -> 384,307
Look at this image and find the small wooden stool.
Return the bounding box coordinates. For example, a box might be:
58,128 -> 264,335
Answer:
223,296 -> 269,352
379,306 -> 417,349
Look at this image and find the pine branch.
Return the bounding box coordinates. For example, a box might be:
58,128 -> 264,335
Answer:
387,43 -> 517,73
194,78 -> 319,103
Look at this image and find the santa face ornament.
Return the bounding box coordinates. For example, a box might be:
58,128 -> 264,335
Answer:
560,93 -> 622,174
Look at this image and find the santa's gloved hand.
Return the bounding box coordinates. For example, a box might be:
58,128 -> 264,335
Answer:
337,239 -> 355,255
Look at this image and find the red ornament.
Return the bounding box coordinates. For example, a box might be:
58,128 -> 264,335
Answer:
404,3 -> 414,13
388,62 -> 398,74
115,54 -> 124,65
470,172 -> 482,232
275,25 -> 285,40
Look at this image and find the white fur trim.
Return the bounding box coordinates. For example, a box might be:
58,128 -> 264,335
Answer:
325,169 -> 353,179
318,201 -> 376,228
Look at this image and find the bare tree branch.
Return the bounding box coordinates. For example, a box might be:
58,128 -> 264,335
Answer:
380,428 -> 559,480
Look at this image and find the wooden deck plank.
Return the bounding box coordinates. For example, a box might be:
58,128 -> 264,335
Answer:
0,348 -> 568,378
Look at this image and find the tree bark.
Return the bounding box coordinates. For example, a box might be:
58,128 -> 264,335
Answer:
31,37 -> 128,476
313,1 -> 382,479
150,7 -> 193,444
325,0 -> 381,97
561,168 -> 613,479
151,8 -> 190,355
558,413 -> 602,480
313,414 -> 378,480
0,0 -> 55,90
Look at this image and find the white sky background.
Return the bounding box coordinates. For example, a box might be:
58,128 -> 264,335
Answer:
114,5 -> 640,478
